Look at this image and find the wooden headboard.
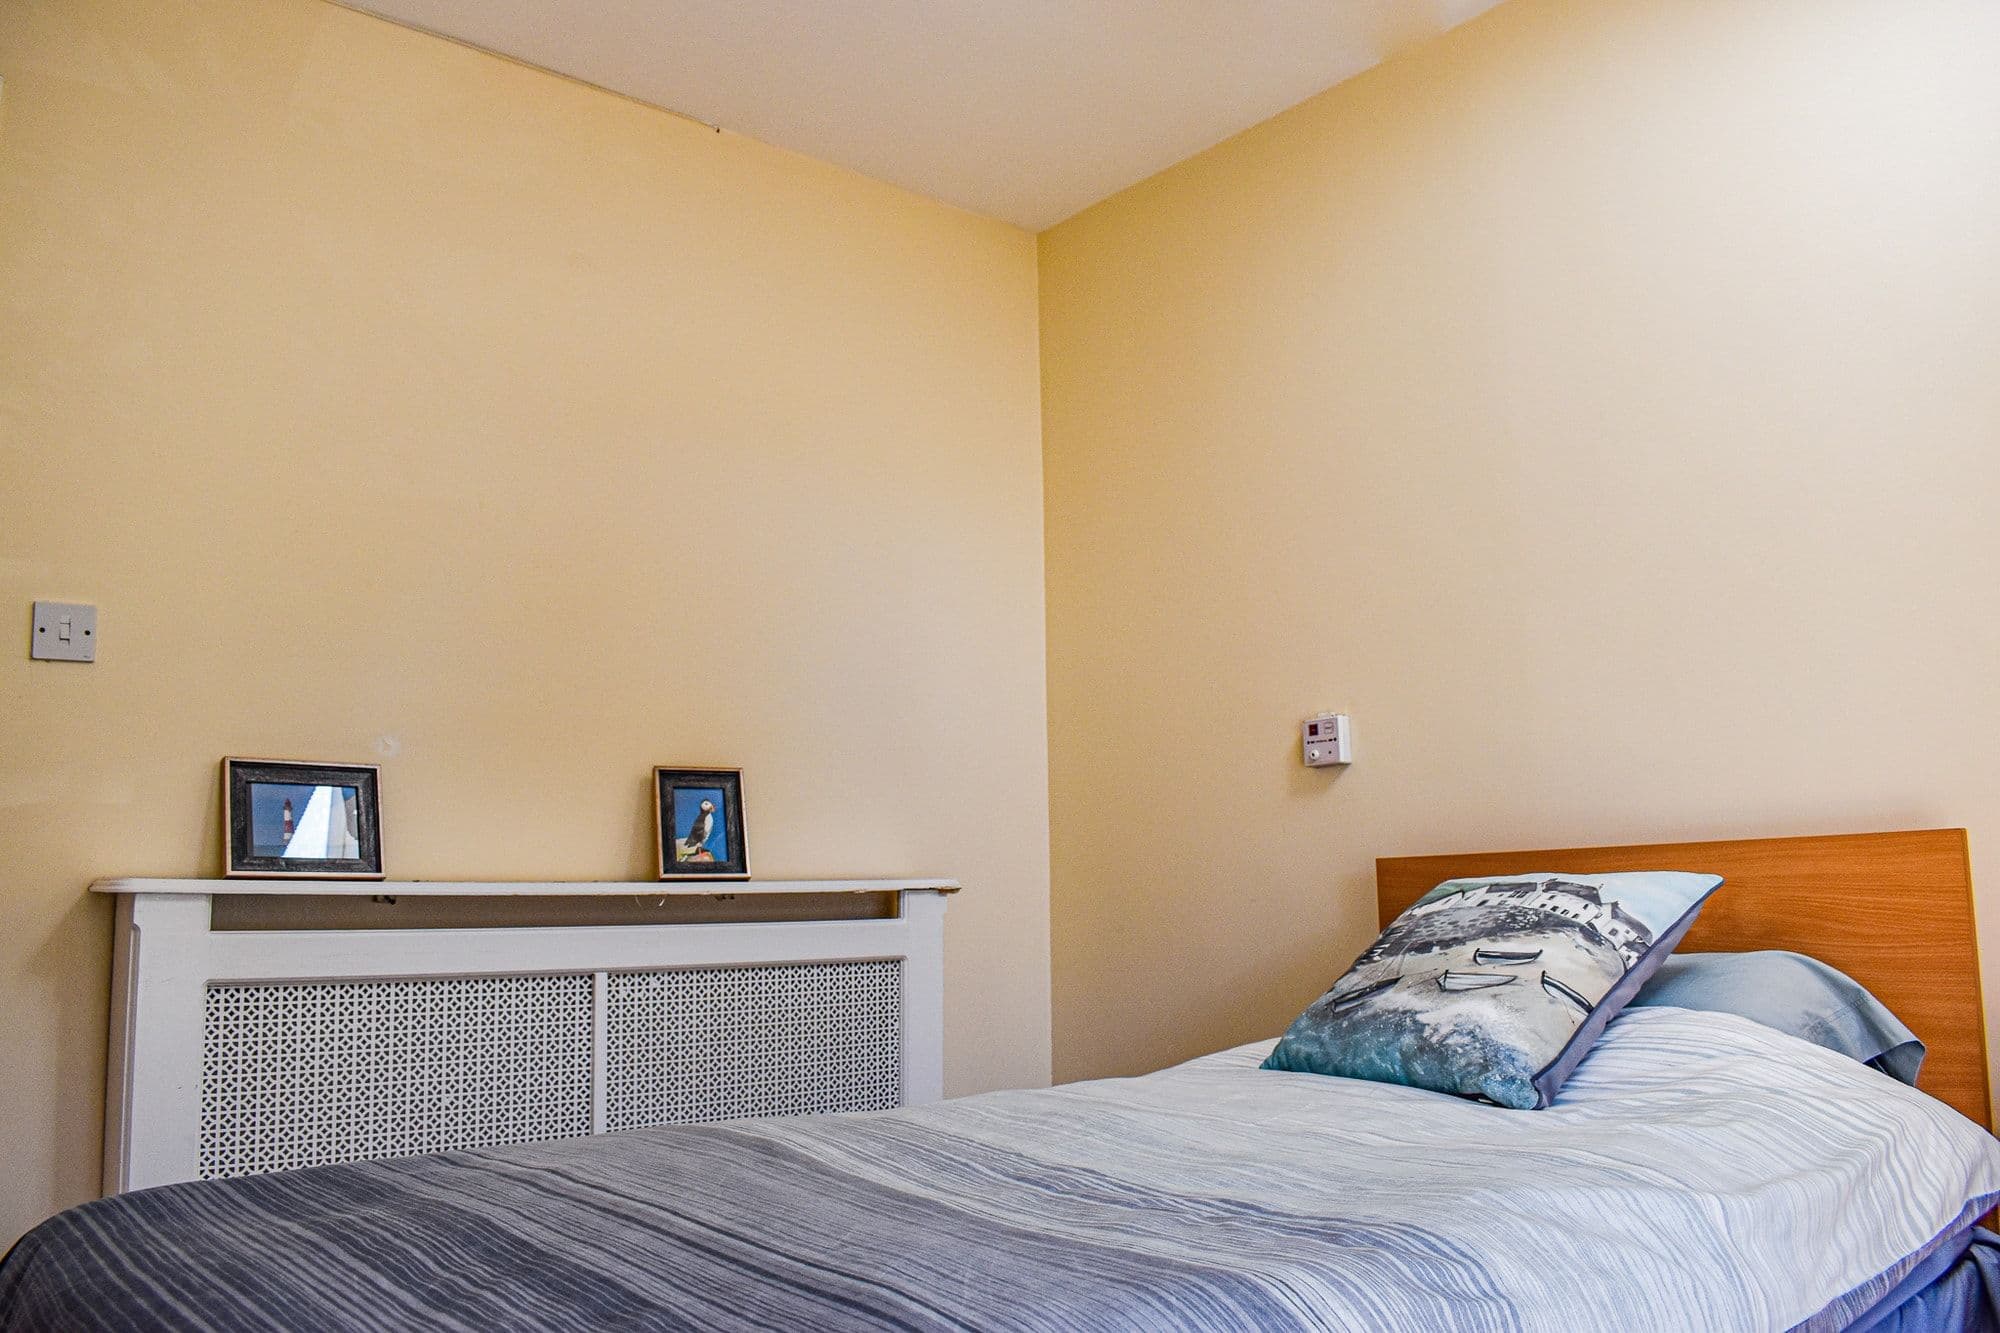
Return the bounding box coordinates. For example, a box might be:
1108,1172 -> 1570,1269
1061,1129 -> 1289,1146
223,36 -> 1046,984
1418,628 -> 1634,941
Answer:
1376,829 -> 1990,1128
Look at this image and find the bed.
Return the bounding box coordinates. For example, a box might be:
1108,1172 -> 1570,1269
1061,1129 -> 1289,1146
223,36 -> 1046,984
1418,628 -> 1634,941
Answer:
3,829 -> 1995,1331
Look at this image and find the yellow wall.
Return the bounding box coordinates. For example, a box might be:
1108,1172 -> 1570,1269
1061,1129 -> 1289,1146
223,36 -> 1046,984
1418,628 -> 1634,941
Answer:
0,0 -> 1049,1242
1042,0 -> 2000,1084
10,0 -> 2000,1253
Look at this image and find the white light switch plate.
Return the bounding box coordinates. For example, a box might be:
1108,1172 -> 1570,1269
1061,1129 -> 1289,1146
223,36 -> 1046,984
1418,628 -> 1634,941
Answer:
31,601 -> 97,662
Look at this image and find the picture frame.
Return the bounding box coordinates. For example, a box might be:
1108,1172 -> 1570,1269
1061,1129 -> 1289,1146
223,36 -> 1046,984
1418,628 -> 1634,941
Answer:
223,758 -> 384,879
655,767 -> 748,880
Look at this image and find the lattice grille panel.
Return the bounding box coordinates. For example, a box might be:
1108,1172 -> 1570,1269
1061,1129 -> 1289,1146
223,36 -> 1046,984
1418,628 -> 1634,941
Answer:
605,961 -> 902,1130
201,975 -> 592,1179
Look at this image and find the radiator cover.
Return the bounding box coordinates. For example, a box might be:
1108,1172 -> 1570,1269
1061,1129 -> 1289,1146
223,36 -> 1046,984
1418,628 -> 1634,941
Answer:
604,960 -> 902,1132
101,881 -> 951,1193
200,962 -> 903,1180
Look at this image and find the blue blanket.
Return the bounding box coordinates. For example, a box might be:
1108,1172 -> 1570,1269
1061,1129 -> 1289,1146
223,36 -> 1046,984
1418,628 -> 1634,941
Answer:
1860,1230 -> 2000,1333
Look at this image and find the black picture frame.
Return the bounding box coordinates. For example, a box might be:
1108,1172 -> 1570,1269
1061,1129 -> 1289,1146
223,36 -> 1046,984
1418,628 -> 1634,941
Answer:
655,767 -> 748,880
224,758 -> 384,879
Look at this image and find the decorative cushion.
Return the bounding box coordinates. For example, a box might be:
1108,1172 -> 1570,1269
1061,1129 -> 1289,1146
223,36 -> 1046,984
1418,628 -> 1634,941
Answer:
1631,950 -> 1924,1085
1263,870 -> 1722,1108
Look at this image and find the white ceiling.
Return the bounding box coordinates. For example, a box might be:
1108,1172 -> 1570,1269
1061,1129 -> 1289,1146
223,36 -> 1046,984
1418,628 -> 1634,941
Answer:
347,0 -> 1505,231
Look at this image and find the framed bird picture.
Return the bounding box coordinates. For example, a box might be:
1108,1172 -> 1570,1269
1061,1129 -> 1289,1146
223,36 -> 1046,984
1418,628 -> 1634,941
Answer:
654,767 -> 749,880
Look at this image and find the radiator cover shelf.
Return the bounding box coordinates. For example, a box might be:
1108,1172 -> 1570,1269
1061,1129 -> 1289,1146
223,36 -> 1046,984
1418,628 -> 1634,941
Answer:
103,883 -> 949,1192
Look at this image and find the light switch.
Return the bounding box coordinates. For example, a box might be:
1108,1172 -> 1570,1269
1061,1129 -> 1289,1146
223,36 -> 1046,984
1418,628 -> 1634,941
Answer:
31,601 -> 97,662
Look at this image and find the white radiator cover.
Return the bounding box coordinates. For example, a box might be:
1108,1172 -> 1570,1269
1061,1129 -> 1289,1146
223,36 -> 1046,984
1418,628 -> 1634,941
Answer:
602,961 -> 902,1132
101,880 -> 952,1193
200,973 -> 597,1179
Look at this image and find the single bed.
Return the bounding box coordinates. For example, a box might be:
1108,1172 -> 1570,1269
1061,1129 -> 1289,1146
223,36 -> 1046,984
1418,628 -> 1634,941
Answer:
3,829 -> 1994,1331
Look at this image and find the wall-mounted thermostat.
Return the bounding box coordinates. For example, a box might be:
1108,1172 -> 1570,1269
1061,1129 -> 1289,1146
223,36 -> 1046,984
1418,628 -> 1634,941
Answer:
1302,712 -> 1351,767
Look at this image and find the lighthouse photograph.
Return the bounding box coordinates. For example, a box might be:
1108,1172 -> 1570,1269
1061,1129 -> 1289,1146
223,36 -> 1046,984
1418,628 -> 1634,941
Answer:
222,758 -> 384,878
248,782 -> 362,861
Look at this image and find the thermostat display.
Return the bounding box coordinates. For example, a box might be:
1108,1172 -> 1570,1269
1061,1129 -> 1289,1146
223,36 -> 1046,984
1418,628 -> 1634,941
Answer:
1303,712 -> 1351,767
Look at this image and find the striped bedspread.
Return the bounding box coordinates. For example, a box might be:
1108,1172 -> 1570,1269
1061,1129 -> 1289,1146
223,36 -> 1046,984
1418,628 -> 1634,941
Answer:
3,1007 -> 1996,1331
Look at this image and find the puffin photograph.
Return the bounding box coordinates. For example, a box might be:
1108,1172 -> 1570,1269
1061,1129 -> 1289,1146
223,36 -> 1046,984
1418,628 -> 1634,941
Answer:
677,798 -> 718,862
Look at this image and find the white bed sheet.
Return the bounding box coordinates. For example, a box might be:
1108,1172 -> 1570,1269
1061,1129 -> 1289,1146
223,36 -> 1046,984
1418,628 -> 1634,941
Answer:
887,1004 -> 2000,1330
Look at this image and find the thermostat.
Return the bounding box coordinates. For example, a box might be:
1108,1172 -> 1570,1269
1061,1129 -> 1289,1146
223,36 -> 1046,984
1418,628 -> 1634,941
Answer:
1302,712 -> 1351,767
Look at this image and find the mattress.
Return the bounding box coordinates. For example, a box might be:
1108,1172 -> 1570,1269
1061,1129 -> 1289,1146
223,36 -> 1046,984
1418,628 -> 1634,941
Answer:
3,1006 -> 1996,1331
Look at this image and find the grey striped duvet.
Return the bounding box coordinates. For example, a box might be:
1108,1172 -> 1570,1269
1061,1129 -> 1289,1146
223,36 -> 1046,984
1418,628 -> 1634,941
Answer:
3,1006 -> 1995,1331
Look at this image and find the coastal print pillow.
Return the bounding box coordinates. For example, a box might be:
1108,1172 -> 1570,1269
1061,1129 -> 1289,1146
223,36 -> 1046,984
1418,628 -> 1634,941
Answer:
1263,871 -> 1722,1109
